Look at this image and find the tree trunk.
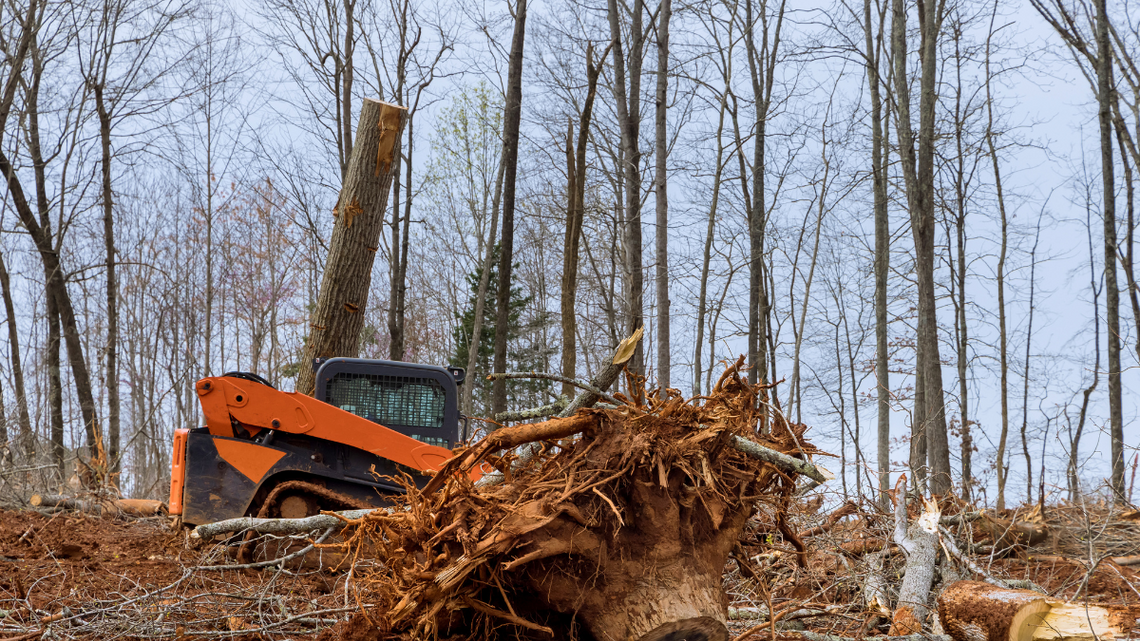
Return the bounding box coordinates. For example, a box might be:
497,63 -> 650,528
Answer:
489,0 -> 528,419
390,116 -> 414,360
1070,207 -> 1102,500
1094,0 -> 1124,498
892,0 -> 948,493
341,0 -> 354,181
694,95 -> 727,397
992,91 -> 1011,509
608,0 -> 645,378
560,45 -> 601,400
3,30 -> 100,457
864,0 -> 891,506
952,28 -> 971,502
94,85 -> 121,472
889,476 -> 940,634
1021,222 -> 1041,503
0,253 -> 32,456
461,158 -> 504,418
654,0 -> 671,389
938,581 -> 1121,641
743,0 -> 785,388
915,0 -> 950,496
295,99 -> 407,395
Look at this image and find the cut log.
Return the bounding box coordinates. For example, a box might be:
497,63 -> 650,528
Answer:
982,514 -> 1050,552
112,498 -> 166,516
938,580 -> 1121,641
30,494 -> 166,516
294,99 -> 408,395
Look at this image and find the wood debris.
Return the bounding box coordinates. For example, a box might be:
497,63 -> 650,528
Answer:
325,358 -> 824,641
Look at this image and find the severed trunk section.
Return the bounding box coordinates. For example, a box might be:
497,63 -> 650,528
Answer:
938,580 -> 1123,641
296,100 -> 407,394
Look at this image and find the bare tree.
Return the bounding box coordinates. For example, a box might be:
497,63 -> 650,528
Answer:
743,0 -> 786,388
607,0 -> 645,378
0,248 -> 32,456
891,0 -> 951,494
489,0 -> 528,419
561,44 -> 602,399
78,0 -> 191,470
653,0 -> 671,387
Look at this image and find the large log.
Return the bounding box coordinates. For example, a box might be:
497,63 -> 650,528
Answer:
295,99 -> 408,395
938,580 -> 1121,641
30,494 -> 166,516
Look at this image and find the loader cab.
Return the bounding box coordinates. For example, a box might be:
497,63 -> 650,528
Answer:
313,358 -> 466,449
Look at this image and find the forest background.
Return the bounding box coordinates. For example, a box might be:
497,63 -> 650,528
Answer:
0,0 -> 1137,509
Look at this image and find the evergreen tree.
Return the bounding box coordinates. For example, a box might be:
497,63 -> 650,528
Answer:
452,245 -> 553,418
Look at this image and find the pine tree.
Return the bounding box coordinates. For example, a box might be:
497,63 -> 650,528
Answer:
452,245 -> 553,418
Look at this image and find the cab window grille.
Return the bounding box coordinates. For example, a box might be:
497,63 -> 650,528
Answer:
327,373 -> 446,430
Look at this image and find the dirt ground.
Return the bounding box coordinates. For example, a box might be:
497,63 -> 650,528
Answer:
2,502 -> 1139,640
0,507 -> 351,640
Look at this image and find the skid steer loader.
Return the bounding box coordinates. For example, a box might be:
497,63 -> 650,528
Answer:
168,357 -> 474,525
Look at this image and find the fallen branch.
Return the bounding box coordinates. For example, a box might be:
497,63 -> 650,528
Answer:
197,526 -> 339,571
938,525 -> 1047,593
798,500 -> 858,538
494,397 -> 568,423
730,435 -> 826,483
888,475 -> 940,635
487,373 -> 620,409
794,632 -> 950,641
424,412 -> 598,495
557,327 -> 642,418
190,508 -> 378,540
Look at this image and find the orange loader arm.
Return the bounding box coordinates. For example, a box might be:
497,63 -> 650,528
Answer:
195,376 -> 477,479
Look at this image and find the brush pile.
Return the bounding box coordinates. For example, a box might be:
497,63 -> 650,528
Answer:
326,358 -> 823,641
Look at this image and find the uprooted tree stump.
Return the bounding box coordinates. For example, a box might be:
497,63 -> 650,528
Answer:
328,358 -> 824,641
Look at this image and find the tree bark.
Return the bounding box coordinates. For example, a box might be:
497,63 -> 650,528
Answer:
94,85 -> 121,472
0,253 -> 32,456
694,94 -> 727,397
654,0 -> 671,388
295,99 -> 407,395
560,44 -> 601,400
608,0 -> 645,377
938,581 -> 1121,641
1094,0 -> 1124,498
864,0 -> 891,506
490,0 -> 528,419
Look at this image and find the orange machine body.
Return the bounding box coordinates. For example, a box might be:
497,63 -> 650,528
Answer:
169,359 -> 477,524
195,375 -> 458,474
